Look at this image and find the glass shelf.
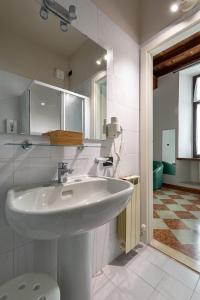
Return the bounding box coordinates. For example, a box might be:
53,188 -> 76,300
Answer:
4,142 -> 104,149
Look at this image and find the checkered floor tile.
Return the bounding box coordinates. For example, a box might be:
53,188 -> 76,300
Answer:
153,187 -> 200,261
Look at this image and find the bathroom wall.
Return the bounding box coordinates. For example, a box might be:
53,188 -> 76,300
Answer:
153,72 -> 179,163
0,97 -> 20,134
0,0 -> 139,285
153,72 -> 191,186
92,0 -> 140,43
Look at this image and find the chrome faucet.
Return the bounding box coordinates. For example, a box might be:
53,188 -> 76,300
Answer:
57,162 -> 74,183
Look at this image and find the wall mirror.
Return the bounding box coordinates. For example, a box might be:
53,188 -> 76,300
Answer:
0,0 -> 107,140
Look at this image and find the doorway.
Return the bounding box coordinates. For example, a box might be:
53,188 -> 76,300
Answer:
140,12 -> 200,271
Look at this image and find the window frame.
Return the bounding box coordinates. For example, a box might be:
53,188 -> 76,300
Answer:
193,74 -> 200,158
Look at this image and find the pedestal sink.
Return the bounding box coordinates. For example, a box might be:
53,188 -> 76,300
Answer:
6,175 -> 133,300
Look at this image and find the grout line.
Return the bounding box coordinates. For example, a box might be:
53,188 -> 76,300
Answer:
94,246 -> 197,299
190,291 -> 195,300
193,276 -> 200,293
149,255 -> 198,291
127,261 -> 167,290
135,246 -> 198,292
102,247 -> 164,291
12,245 -> 15,280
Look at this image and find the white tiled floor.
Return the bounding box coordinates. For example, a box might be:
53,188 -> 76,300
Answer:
92,245 -> 200,300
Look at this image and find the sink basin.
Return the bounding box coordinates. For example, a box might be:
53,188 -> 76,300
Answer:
6,176 -> 133,239
6,175 -> 133,300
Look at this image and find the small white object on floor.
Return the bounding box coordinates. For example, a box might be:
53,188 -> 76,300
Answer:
0,273 -> 60,300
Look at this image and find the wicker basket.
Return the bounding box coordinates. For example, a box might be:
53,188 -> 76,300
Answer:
43,130 -> 83,145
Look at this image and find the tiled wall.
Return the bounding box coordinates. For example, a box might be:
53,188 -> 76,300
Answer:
0,0 -> 139,285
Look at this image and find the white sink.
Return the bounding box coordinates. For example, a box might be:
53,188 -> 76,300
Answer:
6,175 -> 133,300
6,176 -> 133,240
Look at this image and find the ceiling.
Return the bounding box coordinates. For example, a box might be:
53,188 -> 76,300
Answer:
0,0 -> 88,58
92,0 -> 199,44
153,32 -> 200,78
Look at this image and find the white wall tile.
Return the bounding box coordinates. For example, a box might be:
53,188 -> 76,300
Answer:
0,135 -> 15,159
107,101 -> 139,132
118,154 -> 139,177
122,130 -> 139,155
34,240 -> 57,279
0,251 -> 13,285
191,292 -> 200,300
109,76 -> 139,110
0,227 -> 14,255
0,159 -> 14,205
14,243 -> 35,277
76,0 -> 98,43
14,232 -> 32,248
13,158 -> 56,186
97,10 -> 125,50
194,278 -> 200,294
0,206 -> 8,228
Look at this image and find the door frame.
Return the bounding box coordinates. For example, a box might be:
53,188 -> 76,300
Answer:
140,10 -> 200,244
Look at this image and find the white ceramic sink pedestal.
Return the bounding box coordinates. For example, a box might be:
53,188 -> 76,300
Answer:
6,175 -> 133,300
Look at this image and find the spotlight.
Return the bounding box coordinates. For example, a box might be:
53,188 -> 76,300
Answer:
104,55 -> 108,61
60,20 -> 68,32
96,60 -> 101,65
46,0 -> 55,5
40,5 -> 48,20
39,0 -> 77,32
69,5 -> 77,20
170,2 -> 179,12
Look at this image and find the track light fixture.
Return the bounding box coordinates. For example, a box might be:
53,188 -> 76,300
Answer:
40,0 -> 77,32
170,0 -> 200,13
60,20 -> 68,32
96,54 -> 108,65
69,5 -> 77,19
40,5 -> 48,20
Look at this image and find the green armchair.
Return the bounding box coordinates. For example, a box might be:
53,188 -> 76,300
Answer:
153,161 -> 164,190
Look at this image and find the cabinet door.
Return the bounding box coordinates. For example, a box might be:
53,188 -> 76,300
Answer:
30,84 -> 61,135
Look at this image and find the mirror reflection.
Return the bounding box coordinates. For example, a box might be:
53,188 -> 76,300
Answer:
0,0 -> 107,140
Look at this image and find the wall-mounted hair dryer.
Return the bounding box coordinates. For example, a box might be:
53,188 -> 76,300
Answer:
103,117 -> 122,139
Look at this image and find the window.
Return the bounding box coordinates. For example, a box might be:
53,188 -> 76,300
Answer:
193,76 -> 200,157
